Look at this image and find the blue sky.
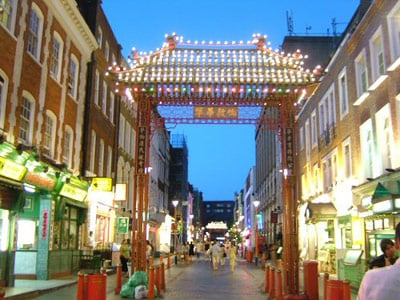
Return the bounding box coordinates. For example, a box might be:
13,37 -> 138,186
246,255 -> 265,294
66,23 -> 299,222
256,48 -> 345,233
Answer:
102,0 -> 359,201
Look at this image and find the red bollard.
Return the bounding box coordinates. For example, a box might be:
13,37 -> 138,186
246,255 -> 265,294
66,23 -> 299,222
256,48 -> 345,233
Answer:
77,272 -> 85,300
155,265 -> 162,296
161,262 -> 166,291
326,279 -> 344,300
276,269 -> 283,300
264,263 -> 270,293
269,266 -> 275,298
114,264 -> 122,295
324,272 -> 329,300
87,273 -> 107,300
303,260 -> 319,300
343,280 -> 351,300
147,266 -> 155,299
0,287 -> 5,300
167,253 -> 171,269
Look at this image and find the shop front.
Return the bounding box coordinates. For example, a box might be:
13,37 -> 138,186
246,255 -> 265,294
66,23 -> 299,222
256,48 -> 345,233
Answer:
0,142 -> 30,286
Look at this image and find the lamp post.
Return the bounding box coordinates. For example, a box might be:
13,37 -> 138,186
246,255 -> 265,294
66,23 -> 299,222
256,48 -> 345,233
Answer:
172,200 -> 179,264
253,200 -> 260,266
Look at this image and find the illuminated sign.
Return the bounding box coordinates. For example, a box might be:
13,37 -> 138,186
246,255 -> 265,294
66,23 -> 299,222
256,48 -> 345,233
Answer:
137,126 -> 147,174
114,183 -> 127,201
24,172 -> 57,191
194,106 -> 238,120
92,177 -> 113,192
285,128 -> 294,172
42,210 -> 48,240
60,183 -> 87,202
0,157 -> 27,181
372,200 -> 393,213
117,217 -> 129,233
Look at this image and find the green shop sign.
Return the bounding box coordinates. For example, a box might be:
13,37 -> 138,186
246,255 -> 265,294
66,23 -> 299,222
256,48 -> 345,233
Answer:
117,217 -> 129,233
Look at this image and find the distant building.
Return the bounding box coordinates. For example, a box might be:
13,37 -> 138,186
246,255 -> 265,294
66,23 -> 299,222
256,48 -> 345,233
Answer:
203,200 -> 235,231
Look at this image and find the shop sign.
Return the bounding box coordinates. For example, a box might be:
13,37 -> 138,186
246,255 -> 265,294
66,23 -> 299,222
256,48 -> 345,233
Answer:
271,211 -> 278,223
0,157 -> 27,181
137,126 -> 147,174
24,172 -> 57,191
372,199 -> 393,213
395,198 -> 400,209
91,177 -> 113,192
42,209 -> 48,240
285,128 -> 294,172
114,183 -> 126,201
117,217 -> 129,233
60,183 -> 87,201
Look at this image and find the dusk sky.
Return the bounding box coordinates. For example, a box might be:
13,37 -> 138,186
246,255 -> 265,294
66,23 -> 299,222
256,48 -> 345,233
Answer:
102,0 -> 359,201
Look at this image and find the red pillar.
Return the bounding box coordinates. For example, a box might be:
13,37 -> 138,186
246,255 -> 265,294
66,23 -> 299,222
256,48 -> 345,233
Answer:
77,272 -> 85,300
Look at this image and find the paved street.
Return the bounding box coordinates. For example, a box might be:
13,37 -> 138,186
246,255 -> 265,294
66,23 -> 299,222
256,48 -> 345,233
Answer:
30,257 -> 266,300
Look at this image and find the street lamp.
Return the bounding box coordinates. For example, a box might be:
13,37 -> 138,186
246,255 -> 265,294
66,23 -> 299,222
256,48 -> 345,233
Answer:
172,200 -> 179,264
253,200 -> 260,266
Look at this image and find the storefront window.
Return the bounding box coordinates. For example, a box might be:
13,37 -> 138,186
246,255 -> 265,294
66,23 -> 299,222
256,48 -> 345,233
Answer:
16,219 -> 37,250
0,210 -> 9,251
53,205 -> 78,250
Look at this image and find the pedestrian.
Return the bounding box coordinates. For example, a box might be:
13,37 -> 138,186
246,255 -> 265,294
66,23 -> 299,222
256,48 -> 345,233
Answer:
219,242 -> 226,266
210,240 -> 220,270
369,238 -> 397,269
229,241 -> 237,272
84,231 -> 95,255
189,241 -> 195,257
358,222 -> 400,299
120,239 -> 130,277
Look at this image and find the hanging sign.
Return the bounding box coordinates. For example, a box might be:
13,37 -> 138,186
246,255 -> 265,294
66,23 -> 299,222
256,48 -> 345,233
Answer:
91,177 -> 113,191
114,183 -> 126,201
137,126 -> 147,174
285,128 -> 294,172
194,106 -> 238,119
60,183 -> 87,201
117,217 -> 129,233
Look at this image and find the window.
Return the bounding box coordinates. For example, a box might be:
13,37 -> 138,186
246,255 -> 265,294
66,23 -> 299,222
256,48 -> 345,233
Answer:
27,4 -> 43,60
90,130 -> 96,172
109,92 -> 115,123
43,110 -> 56,157
125,122 -> 131,152
360,120 -> 375,179
19,94 -> 35,143
105,41 -> 110,61
387,2 -> 400,67
98,139 -> 104,176
375,105 -> 394,171
313,163 -> 320,194
355,50 -> 368,97
52,206 -> 78,250
0,0 -> 14,31
342,138 -> 352,179
106,146 -> 112,177
299,126 -> 304,150
338,68 -> 349,118
322,151 -> 338,192
119,115 -> 125,147
311,110 -> 317,148
0,71 -> 8,129
63,126 -> 73,168
49,32 -> 63,81
305,119 -> 310,161
97,27 -> 103,48
370,28 -> 385,81
68,55 -> 79,98
319,85 -> 336,139
94,70 -> 100,105
102,81 -> 107,114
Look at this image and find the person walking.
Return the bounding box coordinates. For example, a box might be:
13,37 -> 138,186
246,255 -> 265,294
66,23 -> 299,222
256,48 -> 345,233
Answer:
369,238 -> 397,269
210,240 -> 221,270
229,241 -> 238,272
358,222 -> 400,299
120,239 -> 130,277
219,242 -> 226,266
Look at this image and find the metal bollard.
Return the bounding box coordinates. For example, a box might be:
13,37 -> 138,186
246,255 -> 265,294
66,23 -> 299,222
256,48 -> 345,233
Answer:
77,271 -> 85,300
161,262 -> 166,291
324,272 -> 329,300
264,263 -> 270,293
275,269 -> 283,300
0,287 -> 5,300
155,265 -> 162,296
114,264 -> 122,295
269,266 -> 275,298
147,266 -> 155,299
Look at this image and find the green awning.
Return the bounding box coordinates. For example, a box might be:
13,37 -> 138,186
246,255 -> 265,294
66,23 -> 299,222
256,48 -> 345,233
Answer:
371,181 -> 400,203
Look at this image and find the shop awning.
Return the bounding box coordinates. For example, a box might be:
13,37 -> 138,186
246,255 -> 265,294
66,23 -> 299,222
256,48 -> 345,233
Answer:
307,202 -> 336,218
371,181 -> 400,203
